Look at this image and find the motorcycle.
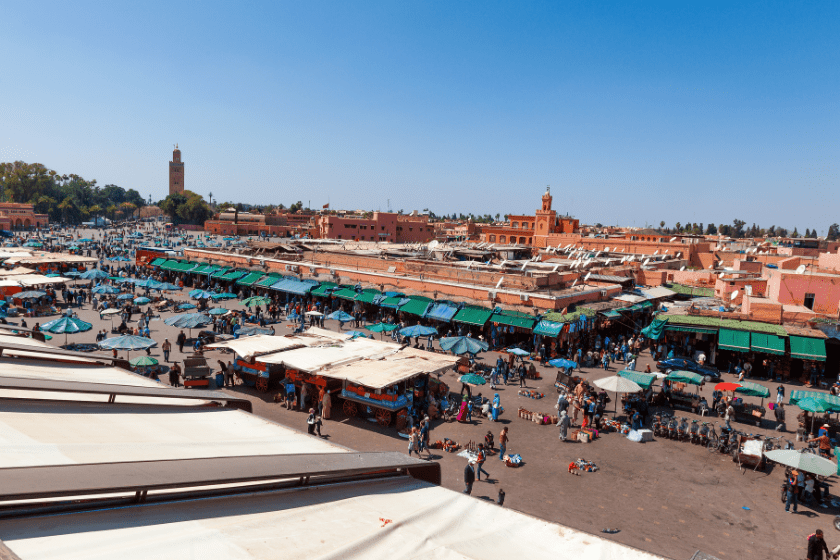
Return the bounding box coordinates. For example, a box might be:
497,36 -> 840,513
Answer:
652,413 -> 666,437
689,419 -> 700,444
677,417 -> 689,442
667,416 -> 679,440
698,422 -> 710,446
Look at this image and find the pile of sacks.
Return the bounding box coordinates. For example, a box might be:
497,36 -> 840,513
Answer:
517,389 -> 544,399
517,407 -> 558,425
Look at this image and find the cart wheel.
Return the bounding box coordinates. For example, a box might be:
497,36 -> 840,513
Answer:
343,401 -> 358,417
376,409 -> 392,427
255,377 -> 269,393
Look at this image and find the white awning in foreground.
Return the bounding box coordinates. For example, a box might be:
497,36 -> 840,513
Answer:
320,351 -> 458,389
259,337 -> 401,372
205,330 -> 352,360
0,476 -> 666,560
0,402 -> 344,469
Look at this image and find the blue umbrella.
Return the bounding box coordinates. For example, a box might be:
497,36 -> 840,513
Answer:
439,336 -> 489,355
117,294 -> 134,301
237,325 -> 274,337
208,308 -> 229,316
548,358 -> 579,370
15,290 -> 46,299
40,316 -> 92,334
178,303 -> 197,310
98,335 -> 157,353
77,238 -> 93,243
164,312 -> 212,330
398,325 -> 438,338
112,277 -> 135,284
135,279 -> 164,289
189,289 -> 213,299
108,256 -> 131,262
506,347 -> 531,357
211,292 -> 237,301
92,285 -> 121,295
155,282 -> 181,291
64,271 -> 82,278
134,297 -> 151,305
326,310 -> 354,322
345,330 -> 371,339
80,269 -> 109,280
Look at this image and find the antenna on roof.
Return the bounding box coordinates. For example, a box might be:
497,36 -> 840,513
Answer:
571,278 -> 578,287
670,237 -> 677,242
731,289 -> 739,300
642,258 -> 650,267
795,264 -> 807,274
584,272 -> 591,282
680,266 -> 686,271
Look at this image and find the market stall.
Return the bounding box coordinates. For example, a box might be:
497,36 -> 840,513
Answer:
664,370 -> 704,413
732,381 -> 770,426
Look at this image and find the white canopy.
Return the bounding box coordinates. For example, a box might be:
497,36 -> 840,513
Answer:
205,330 -> 351,360
15,274 -> 70,286
320,351 -> 458,389
259,337 -> 400,372
593,375 -> 643,393
0,476 -> 666,560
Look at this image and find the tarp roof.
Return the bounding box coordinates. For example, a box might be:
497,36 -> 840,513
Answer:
0,476 -> 666,560
206,332 -> 350,360
259,337 -> 402,372
452,306 -> 493,326
640,286 -> 676,299
317,350 -> 458,388
790,335 -> 827,361
657,314 -> 788,336
0,402 -> 344,469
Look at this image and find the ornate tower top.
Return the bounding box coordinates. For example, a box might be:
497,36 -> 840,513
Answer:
541,186 -> 552,212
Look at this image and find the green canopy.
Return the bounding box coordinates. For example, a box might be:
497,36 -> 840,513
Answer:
790,336 -> 827,361
750,332 -> 786,356
666,370 -> 704,385
796,397 -> 831,413
640,318 -> 667,341
735,381 -> 770,398
617,370 -> 656,390
718,328 -> 750,352
365,322 -> 398,333
789,390 -> 840,413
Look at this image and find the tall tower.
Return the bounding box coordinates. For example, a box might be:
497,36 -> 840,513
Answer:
533,186 -> 557,248
169,144 -> 184,196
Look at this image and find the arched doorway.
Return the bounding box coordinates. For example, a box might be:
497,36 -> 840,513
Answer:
24,219 -> 30,229
14,219 -> 22,229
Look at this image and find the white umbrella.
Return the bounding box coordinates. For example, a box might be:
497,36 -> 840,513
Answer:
594,375 -> 643,416
764,450 -> 837,477
305,311 -> 324,317
594,376 -> 643,394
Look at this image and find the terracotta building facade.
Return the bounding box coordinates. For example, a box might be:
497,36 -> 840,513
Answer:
478,188 -> 580,247
0,203 -> 49,230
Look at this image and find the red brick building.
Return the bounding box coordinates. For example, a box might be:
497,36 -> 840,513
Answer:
0,203 -> 49,230
316,212 -> 434,243
478,188 -> 580,246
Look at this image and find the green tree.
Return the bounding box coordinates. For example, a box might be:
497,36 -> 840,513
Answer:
827,224 -> 840,241
732,219 -> 746,238
659,221 -> 665,230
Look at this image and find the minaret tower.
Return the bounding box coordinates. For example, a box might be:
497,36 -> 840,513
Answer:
169,144 -> 184,195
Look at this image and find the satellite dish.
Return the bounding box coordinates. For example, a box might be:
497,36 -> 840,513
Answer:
731,290 -> 739,300
670,237 -> 677,242
584,272 -> 591,282
679,266 -> 686,271
653,250 -> 659,255
664,249 -> 669,254
571,279 -> 578,287
708,264 -> 714,269
628,255 -> 635,262
643,258 -> 650,267
428,240 -> 439,250
795,264 -> 807,274
620,256 -> 626,263
718,272 -> 725,278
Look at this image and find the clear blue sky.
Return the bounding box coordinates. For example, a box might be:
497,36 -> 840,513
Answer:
2,1 -> 837,232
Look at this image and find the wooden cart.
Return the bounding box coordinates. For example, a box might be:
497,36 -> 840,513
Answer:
183,354 -> 211,388
732,434 -> 766,470
340,374 -> 430,430
733,402 -> 766,426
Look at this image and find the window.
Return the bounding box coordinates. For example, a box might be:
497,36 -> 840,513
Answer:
511,222 -> 518,228
500,235 -> 506,243
489,235 -> 496,242
804,293 -> 815,310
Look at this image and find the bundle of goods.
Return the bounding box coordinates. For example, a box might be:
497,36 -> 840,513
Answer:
518,389 -> 544,399
574,458 -> 598,472
604,420 -> 622,432
442,438 -> 460,453
620,423 -> 631,435
503,453 -> 523,468
517,407 -> 558,425
429,440 -> 444,449
570,427 -> 599,443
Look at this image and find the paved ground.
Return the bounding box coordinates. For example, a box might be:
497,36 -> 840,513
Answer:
17,228 -> 836,560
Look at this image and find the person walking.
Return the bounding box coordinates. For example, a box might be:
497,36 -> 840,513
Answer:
724,403 -> 734,431
775,403 -> 786,432
786,469 -> 800,513
557,410 -> 571,441
169,363 -> 182,388
306,408 -> 316,435
777,384 -> 785,405
322,389 -> 332,420
225,360 -> 234,387
176,331 -> 186,353
407,427 -> 420,457
463,461 -> 475,495
475,444 -> 489,481
806,529 -> 830,560
161,339 -> 171,362
498,427 -> 509,461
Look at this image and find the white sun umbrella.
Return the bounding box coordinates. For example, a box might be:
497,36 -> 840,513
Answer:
594,375 -> 643,415
305,311 -> 324,317
764,450 -> 836,476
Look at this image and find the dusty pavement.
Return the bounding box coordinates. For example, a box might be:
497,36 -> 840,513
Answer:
18,228 -> 831,560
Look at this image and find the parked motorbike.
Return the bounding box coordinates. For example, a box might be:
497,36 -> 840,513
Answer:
698,422 -> 710,446
677,417 -> 689,442
689,420 -> 700,444
667,416 -> 679,440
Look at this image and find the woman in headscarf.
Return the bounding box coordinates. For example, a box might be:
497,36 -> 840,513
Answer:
491,393 -> 502,422
557,410 -> 571,441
